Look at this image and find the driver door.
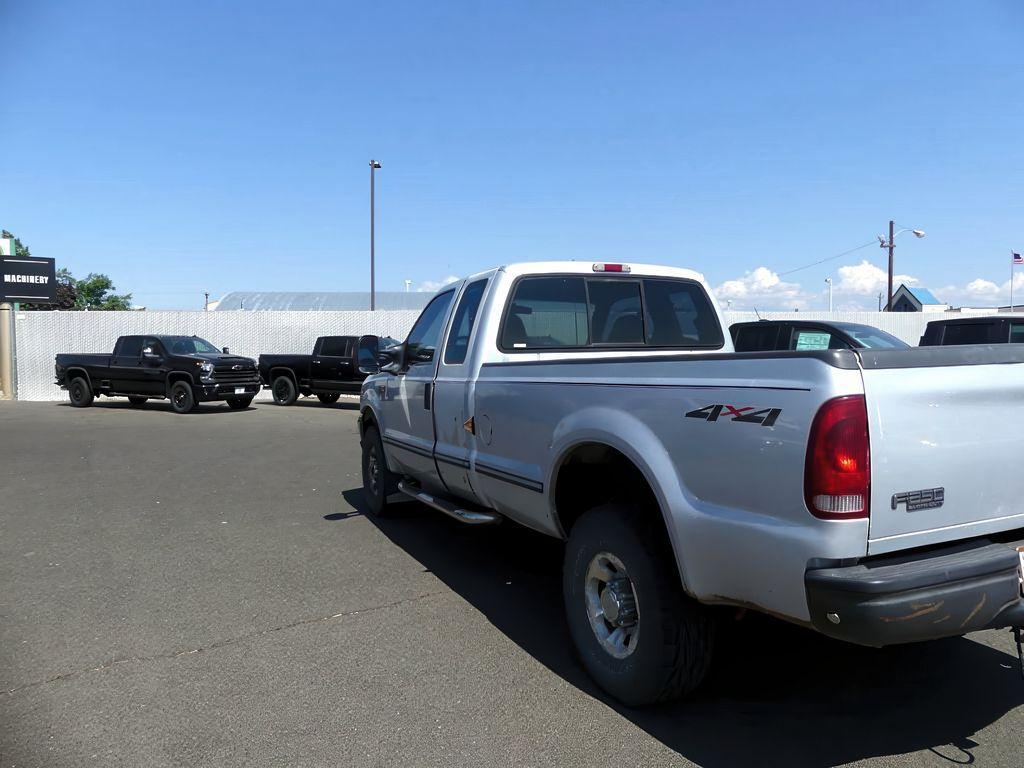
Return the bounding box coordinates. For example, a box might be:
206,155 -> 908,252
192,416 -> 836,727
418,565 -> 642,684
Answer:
379,288 -> 457,482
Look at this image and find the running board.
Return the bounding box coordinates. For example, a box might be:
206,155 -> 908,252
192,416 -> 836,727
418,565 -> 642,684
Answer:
397,481 -> 501,525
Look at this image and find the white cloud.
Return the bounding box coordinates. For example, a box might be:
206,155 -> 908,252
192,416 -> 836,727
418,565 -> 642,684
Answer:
964,278 -> 1000,298
416,275 -> 460,292
715,267 -> 809,309
835,260 -> 916,296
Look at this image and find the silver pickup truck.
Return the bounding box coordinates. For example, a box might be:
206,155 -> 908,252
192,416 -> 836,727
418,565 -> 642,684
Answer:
358,261 -> 1024,706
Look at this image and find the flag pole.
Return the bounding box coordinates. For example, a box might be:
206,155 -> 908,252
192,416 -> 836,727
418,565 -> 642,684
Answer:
1012,252 -> 1015,312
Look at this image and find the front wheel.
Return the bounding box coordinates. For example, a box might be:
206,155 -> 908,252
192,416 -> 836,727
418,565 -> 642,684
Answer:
563,502 -> 716,706
271,376 -> 298,405
68,377 -> 94,408
169,381 -> 197,414
361,424 -> 399,517
226,396 -> 254,410
317,393 -> 341,405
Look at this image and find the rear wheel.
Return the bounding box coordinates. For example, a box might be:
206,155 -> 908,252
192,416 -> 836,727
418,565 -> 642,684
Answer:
563,502 -> 716,706
169,381 -> 197,414
127,396 -> 148,406
68,377 -> 94,408
361,424 -> 399,517
226,396 -> 254,410
271,376 -> 298,405
317,393 -> 341,405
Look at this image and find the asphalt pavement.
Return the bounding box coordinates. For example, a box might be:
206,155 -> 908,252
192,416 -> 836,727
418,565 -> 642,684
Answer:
1,398 -> 1022,767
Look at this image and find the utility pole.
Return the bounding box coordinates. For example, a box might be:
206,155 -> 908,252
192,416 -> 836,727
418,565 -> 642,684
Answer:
825,277 -> 833,312
886,219 -> 895,311
877,292 -> 883,311
204,292 -> 209,311
369,159 -> 382,311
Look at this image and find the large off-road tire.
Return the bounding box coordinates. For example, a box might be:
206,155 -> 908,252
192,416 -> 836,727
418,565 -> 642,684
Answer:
361,424 -> 399,517
563,502 -> 716,707
169,381 -> 197,414
68,377 -> 94,408
271,376 -> 298,406
226,396 -> 254,410
317,393 -> 341,405
128,396 -> 148,407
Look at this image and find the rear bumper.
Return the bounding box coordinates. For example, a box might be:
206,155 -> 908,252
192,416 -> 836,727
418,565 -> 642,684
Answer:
195,381 -> 261,401
805,538 -> 1024,647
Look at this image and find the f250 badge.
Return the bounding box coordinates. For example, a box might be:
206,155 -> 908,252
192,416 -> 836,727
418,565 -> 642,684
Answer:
685,404 -> 781,428
891,487 -> 945,512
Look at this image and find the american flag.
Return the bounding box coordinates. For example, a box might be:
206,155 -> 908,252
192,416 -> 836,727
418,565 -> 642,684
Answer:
1014,252 -> 1024,264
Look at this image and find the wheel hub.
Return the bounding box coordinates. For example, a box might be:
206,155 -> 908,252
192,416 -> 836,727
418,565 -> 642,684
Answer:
600,578 -> 637,627
584,552 -> 640,659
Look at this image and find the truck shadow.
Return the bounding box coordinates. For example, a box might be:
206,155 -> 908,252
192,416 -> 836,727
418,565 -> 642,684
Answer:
55,401 -> 255,414
337,488 -> 1023,767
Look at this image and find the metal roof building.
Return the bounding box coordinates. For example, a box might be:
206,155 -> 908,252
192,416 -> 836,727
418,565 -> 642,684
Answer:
212,291 -> 435,311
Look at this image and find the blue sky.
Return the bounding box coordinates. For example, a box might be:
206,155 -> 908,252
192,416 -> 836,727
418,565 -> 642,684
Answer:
2,1 -> 1022,310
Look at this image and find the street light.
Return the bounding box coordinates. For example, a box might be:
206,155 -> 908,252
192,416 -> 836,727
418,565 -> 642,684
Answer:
878,221 -> 926,311
369,159 -> 382,311
825,277 -> 833,312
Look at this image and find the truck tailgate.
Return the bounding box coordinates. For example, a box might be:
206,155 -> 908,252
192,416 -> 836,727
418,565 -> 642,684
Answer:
859,346 -> 1024,554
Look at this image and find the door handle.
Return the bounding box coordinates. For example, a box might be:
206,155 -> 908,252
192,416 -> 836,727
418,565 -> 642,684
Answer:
423,383 -> 432,410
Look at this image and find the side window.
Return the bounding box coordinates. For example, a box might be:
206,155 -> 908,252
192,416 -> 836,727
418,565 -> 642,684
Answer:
444,279 -> 488,365
1010,324 -> 1024,344
406,290 -> 456,365
733,325 -> 780,352
319,337 -> 347,357
119,337 -> 143,357
941,323 -> 991,345
357,336 -> 379,369
588,280 -> 643,345
502,277 -> 588,349
642,279 -> 724,348
141,337 -> 161,356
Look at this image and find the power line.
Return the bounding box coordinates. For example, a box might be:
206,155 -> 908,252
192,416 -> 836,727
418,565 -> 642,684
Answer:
776,240 -> 877,277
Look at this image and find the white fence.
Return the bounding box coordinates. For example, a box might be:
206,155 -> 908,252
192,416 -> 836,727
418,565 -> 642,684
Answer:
9,308 -> 1007,401
13,310 -> 420,401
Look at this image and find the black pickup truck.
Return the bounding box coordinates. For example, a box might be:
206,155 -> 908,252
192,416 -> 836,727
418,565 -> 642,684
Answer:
259,335 -> 396,406
55,335 -> 261,413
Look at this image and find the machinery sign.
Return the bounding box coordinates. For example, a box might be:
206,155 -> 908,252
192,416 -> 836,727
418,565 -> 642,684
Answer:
1,255 -> 57,304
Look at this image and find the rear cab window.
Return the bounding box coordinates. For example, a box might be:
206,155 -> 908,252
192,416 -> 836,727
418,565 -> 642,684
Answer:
500,274 -> 722,351
117,336 -> 144,357
318,337 -> 348,357
941,323 -> 993,345
732,324 -> 781,352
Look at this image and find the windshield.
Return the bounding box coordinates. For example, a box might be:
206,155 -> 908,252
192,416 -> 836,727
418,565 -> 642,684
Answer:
159,336 -> 222,355
841,325 -> 909,349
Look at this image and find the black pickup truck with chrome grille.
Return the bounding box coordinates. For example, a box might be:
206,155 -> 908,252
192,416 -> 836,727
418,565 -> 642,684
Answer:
55,334 -> 261,413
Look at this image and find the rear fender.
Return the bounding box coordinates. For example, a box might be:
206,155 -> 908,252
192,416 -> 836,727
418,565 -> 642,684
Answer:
548,406 -> 697,595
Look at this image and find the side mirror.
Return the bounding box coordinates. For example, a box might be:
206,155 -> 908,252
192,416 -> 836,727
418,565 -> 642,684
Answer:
377,344 -> 405,374
222,347 -> 230,354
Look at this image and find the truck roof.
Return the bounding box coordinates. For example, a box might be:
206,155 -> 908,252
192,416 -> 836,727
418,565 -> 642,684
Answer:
458,261 -> 709,286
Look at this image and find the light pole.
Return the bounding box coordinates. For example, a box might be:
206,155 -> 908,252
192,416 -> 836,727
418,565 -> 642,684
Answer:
369,159 -> 382,311
403,279 -> 412,293
825,277 -> 833,312
878,221 -> 925,311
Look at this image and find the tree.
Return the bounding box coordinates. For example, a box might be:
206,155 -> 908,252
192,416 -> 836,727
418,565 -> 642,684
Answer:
74,273 -> 132,311
1,231 -> 131,310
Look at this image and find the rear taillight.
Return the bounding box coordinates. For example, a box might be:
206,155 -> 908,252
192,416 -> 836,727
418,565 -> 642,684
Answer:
805,395 -> 870,520
592,263 -> 630,273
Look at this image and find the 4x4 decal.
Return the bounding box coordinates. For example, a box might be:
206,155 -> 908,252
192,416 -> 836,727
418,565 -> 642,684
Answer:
685,404 -> 782,428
